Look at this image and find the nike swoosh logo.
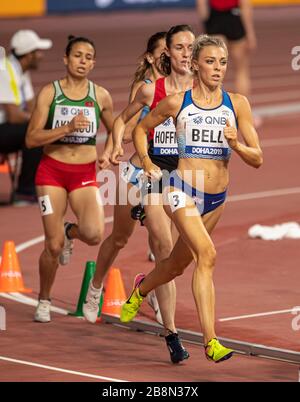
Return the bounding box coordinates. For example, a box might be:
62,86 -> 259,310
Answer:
81,181 -> 94,186
211,199 -> 224,205
188,112 -> 201,116
56,98 -> 66,104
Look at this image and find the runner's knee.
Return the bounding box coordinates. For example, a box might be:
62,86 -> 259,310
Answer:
150,237 -> 173,260
113,233 -> 130,250
45,238 -> 64,258
79,226 -> 103,246
161,256 -> 187,278
196,245 -> 216,271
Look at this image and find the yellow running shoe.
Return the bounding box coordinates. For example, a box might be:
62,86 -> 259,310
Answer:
120,273 -> 145,323
205,338 -> 233,363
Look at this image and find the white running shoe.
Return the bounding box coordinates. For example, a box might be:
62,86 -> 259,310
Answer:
147,290 -> 163,325
34,300 -> 51,323
148,249 -> 155,262
83,280 -> 103,323
59,222 -> 74,266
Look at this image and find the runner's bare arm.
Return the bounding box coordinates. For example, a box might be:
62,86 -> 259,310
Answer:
123,80 -> 146,144
227,94 -> 263,168
96,86 -> 114,169
133,93 -> 182,176
111,82 -> 154,164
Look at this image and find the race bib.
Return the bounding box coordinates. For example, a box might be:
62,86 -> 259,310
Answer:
185,120 -> 229,158
153,117 -> 178,156
53,105 -> 97,143
38,195 -> 53,216
120,162 -> 143,186
168,191 -> 186,213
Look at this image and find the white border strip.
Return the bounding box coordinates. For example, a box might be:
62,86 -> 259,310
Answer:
1,188 -> 299,262
253,102 -> 300,117
219,307 -> 300,322
261,137 -> 300,148
0,356 -> 128,382
228,187 -> 300,202
14,216 -> 113,254
0,292 -> 69,315
15,236 -> 45,253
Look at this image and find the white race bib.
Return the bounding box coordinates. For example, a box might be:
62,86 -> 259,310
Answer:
120,162 -> 143,186
38,195 -> 53,216
53,105 -> 97,140
153,117 -> 178,156
168,191 -> 186,213
185,121 -> 229,157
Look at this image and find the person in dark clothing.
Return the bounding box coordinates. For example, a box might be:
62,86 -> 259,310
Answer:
0,30 -> 52,204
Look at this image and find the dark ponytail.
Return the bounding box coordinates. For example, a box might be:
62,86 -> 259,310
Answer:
133,31 -> 167,84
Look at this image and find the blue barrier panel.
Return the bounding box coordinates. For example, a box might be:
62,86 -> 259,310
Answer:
47,0 -> 195,13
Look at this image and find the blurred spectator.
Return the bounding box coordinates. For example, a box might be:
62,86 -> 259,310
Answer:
0,30 -> 52,205
197,0 -> 257,97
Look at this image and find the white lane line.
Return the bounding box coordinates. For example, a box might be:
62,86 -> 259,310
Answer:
1,189 -> 299,318
0,216 -> 114,313
0,292 -> 69,315
219,307 -> 300,322
251,90 -> 300,104
15,236 -> 45,253
261,137 -> 300,147
0,356 -> 128,382
13,216 -> 113,254
253,102 -> 300,117
227,75 -> 299,90
2,188 -> 300,258
228,187 -> 300,202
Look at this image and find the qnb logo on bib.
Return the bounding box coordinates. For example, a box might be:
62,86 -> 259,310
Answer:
153,118 -> 178,155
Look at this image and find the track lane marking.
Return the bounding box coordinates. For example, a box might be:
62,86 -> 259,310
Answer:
0,356 -> 128,382
219,307 -> 300,322
228,187 -> 300,202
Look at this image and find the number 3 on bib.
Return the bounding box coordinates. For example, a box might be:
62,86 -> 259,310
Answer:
168,191 -> 186,213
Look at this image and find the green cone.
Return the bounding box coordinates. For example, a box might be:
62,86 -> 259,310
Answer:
69,261 -> 103,317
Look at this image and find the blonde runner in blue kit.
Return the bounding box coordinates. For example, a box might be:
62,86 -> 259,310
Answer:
165,88 -> 236,215
91,26 -> 195,364
123,34 -> 263,363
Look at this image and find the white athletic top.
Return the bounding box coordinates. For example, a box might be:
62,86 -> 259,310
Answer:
176,89 -> 237,161
0,54 -> 34,124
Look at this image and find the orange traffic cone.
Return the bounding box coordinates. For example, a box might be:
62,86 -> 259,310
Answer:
0,161 -> 9,173
102,267 -> 126,316
0,241 -> 32,293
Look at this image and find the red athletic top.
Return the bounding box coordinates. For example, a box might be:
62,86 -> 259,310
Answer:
210,0 -> 239,11
147,77 -> 167,142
